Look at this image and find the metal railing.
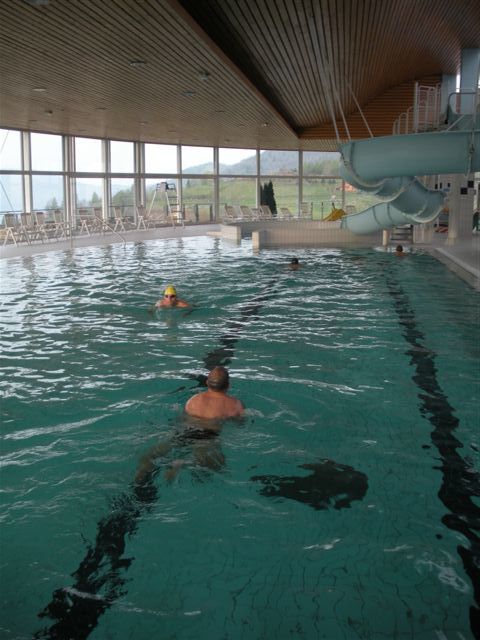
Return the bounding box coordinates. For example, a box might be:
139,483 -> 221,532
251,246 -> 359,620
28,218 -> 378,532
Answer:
393,84 -> 442,135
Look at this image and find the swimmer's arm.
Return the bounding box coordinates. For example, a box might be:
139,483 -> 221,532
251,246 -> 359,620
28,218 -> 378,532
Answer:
148,300 -> 163,313
181,303 -> 198,317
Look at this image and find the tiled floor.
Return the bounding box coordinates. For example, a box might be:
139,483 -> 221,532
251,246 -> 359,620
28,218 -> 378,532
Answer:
425,233 -> 480,290
0,224 -> 222,260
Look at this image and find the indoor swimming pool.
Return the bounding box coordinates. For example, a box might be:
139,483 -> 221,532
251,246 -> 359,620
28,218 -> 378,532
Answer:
0,236 -> 479,639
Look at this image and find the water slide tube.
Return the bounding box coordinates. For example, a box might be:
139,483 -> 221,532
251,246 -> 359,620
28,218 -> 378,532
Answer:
339,130 -> 480,234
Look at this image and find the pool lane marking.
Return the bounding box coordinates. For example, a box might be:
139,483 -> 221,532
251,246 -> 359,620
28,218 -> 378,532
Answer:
385,270 -> 480,637
34,276 -> 280,640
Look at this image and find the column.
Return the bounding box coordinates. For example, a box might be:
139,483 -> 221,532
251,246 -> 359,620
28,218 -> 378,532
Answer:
459,49 -> 480,115
445,174 -> 476,244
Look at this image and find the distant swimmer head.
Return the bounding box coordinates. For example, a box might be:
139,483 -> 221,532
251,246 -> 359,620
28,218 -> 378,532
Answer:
396,245 -> 403,253
290,257 -> 299,264
207,366 -> 229,391
164,285 -> 177,298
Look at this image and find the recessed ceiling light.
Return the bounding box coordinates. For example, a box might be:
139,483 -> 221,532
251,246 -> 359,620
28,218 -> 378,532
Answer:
183,90 -> 196,97
139,121 -> 148,126
261,122 -> 269,127
129,60 -> 147,68
199,70 -> 210,81
33,87 -> 46,92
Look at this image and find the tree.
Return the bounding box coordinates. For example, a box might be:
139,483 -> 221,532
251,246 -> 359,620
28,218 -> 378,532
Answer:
45,196 -> 60,211
90,192 -> 102,206
260,180 -> 277,216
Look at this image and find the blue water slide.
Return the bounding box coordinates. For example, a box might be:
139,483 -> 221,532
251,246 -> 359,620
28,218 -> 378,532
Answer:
339,130 -> 480,234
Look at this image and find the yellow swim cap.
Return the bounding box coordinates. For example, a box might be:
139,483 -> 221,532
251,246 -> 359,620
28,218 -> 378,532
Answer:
164,285 -> 177,296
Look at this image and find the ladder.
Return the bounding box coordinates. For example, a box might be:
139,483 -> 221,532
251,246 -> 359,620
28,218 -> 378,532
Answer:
159,181 -> 184,227
390,224 -> 413,244
146,182 -> 184,227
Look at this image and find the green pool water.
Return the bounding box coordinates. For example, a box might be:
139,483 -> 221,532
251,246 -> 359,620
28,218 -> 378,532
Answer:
0,237 -> 478,639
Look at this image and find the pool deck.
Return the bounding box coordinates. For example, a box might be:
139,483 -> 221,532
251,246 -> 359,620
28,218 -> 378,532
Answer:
1,223 -> 478,290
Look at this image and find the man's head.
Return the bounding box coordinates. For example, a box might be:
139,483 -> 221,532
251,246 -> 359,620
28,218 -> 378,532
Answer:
396,245 -> 403,253
207,366 -> 229,391
164,285 -> 177,300
290,257 -> 299,265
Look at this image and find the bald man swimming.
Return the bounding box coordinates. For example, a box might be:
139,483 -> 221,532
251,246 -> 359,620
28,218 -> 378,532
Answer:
135,367 -> 243,483
185,366 -> 244,420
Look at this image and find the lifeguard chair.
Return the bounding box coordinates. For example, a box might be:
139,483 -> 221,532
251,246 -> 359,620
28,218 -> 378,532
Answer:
147,181 -> 184,227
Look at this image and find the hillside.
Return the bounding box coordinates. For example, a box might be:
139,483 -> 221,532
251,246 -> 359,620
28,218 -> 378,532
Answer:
187,150 -> 340,175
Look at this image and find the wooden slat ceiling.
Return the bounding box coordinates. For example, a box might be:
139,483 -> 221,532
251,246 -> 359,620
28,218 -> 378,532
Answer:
0,0 -> 479,152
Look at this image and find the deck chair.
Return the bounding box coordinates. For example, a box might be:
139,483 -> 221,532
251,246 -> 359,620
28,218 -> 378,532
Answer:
136,204 -> 147,230
223,205 -> 240,223
260,205 -> 274,220
239,205 -> 254,221
52,210 -> 67,239
113,207 -> 128,232
250,207 -> 262,220
95,211 -> 112,234
279,207 -> 294,220
2,214 -> 21,245
77,209 -> 95,235
33,212 -> 49,242
300,202 -> 313,219
19,212 -> 37,243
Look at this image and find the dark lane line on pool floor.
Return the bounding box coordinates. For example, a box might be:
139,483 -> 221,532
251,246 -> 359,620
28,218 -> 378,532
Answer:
385,271 -> 480,637
34,277 -> 280,640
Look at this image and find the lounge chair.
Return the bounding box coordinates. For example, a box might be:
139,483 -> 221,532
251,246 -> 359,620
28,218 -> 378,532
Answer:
259,205 -> 275,220
239,205 -> 255,221
33,212 -> 50,242
52,210 -> 67,239
223,205 -> 241,223
279,207 -> 294,220
300,202 -> 313,219
2,213 -> 22,245
136,204 -> 147,230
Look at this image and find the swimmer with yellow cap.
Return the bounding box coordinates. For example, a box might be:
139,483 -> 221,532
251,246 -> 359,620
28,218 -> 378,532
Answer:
155,284 -> 190,308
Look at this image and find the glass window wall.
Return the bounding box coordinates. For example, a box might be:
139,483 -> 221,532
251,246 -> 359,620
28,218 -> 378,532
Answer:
0,127 -> 358,227
75,177 -> 103,220
260,177 -> 298,215
303,177 -> 343,219
31,133 -> 63,171
0,174 -> 23,217
303,151 -> 340,176
75,137 -> 104,173
182,178 -> 214,222
219,177 -> 257,208
219,148 -> 256,175
32,175 -> 64,216
111,177 -> 135,220
145,144 -> 177,174
260,150 -> 298,175
182,146 -> 213,174
110,140 -> 134,173
0,129 -> 22,170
